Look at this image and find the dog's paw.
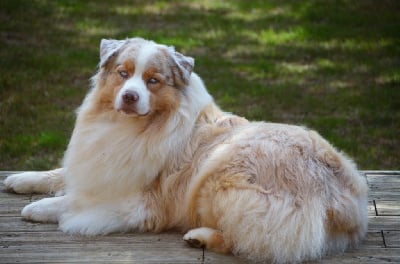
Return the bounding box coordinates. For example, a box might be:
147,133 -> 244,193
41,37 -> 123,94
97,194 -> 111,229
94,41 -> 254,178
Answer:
21,197 -> 64,223
4,170 -> 64,195
183,227 -> 219,248
4,172 -> 41,194
183,227 -> 231,253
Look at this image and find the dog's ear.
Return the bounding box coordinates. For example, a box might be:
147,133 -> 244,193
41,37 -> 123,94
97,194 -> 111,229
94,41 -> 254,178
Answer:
168,47 -> 194,87
100,39 -> 126,67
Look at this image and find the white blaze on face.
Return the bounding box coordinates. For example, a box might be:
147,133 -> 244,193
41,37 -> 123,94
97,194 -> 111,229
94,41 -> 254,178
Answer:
115,43 -> 160,116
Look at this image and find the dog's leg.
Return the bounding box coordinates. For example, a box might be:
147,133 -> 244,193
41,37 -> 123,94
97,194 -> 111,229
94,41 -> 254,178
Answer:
183,227 -> 231,254
4,168 -> 65,196
59,194 -> 151,235
22,195 -> 67,223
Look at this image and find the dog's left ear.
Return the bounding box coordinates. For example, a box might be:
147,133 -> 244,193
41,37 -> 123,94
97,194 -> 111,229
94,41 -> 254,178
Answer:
100,39 -> 126,67
168,47 -> 194,87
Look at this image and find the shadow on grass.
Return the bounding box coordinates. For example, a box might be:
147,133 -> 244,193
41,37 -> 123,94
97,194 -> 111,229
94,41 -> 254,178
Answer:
0,0 -> 399,169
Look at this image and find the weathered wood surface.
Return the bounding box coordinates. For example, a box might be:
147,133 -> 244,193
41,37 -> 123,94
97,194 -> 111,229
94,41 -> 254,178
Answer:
0,171 -> 399,263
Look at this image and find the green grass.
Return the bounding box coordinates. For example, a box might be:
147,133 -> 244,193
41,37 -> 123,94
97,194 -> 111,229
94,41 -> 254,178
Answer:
0,0 -> 399,170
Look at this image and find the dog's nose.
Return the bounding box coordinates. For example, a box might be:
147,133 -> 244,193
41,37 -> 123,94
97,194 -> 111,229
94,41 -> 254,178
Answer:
122,91 -> 139,105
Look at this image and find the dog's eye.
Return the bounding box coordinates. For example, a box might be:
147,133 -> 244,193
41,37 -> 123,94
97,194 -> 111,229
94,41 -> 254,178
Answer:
147,78 -> 159,85
119,71 -> 129,79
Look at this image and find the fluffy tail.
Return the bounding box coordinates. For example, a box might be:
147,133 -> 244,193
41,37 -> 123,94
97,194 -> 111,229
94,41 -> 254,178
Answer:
310,130 -> 368,253
214,189 -> 329,263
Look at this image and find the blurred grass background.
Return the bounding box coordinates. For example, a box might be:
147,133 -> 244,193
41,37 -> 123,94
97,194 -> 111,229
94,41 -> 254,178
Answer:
0,0 -> 399,170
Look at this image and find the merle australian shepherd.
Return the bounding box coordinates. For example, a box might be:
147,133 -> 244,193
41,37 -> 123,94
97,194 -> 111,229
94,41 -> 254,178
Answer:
5,37 -> 368,263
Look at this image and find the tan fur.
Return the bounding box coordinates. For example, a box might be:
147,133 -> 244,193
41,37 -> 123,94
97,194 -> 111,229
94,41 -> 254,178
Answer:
5,38 -> 368,264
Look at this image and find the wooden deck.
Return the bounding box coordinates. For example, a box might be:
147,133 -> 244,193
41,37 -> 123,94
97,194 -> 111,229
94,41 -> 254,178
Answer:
0,171 -> 399,263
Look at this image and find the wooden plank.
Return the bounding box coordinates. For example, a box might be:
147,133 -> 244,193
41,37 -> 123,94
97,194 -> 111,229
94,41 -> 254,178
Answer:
367,173 -> 400,200
375,200 -> 400,216
0,231 -> 204,263
368,216 -> 400,231
0,251 -> 204,264
0,188 -> 31,200
368,200 -> 377,216
364,171 -> 400,176
6,247 -> 399,264
0,231 -> 184,244
366,175 -> 400,184
368,192 -> 400,200
0,190 -> 54,217
317,253 -> 400,263
362,231 -> 385,248
369,182 -> 400,192
0,217 -> 59,232
0,180 -> 49,217
345,247 -> 400,257
383,230 -> 400,248
1,234 -> 195,250
302,247 -> 400,263
0,230 -> 238,264
0,231 -> 387,254
204,252 -> 248,263
1,171 -> 399,264
0,205 -> 24,216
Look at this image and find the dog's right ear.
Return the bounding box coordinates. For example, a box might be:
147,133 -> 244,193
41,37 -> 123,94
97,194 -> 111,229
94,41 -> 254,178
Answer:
99,39 -> 126,67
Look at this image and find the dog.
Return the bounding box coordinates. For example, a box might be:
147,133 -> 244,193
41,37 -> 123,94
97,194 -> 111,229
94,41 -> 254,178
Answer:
5,37 -> 368,263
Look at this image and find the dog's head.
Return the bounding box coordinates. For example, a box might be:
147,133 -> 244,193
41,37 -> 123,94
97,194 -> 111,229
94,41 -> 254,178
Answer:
96,37 -> 195,117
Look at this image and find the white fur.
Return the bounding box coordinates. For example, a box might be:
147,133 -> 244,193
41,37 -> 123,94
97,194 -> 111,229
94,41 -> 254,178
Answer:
22,196 -> 66,223
183,227 -> 215,240
4,169 -> 64,196
115,75 -> 151,115
183,227 -> 216,246
59,194 -> 148,235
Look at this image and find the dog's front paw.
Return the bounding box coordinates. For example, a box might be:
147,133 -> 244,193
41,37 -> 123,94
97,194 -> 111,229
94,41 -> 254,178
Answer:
4,172 -> 40,194
21,197 -> 65,223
